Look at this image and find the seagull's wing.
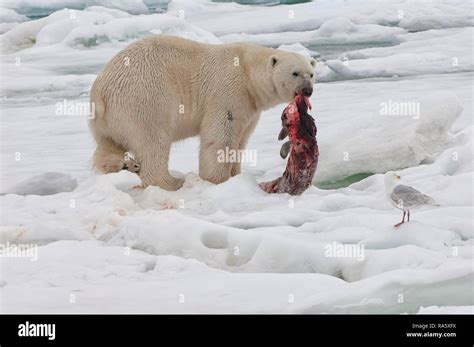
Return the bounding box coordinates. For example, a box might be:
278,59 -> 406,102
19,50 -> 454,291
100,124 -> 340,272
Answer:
391,184 -> 437,208
393,184 -> 421,195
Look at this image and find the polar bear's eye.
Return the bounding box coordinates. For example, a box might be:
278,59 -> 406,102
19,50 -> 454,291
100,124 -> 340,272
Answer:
310,73 -> 314,78
292,72 -> 298,77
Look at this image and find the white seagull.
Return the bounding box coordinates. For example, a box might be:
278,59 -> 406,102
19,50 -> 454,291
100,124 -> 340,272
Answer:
384,171 -> 439,227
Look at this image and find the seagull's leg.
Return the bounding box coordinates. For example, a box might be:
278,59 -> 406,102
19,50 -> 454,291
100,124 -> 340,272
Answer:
407,209 -> 410,222
394,211 -> 406,228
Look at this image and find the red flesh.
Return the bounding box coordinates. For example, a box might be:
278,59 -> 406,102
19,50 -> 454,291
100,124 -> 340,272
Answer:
259,94 -> 319,195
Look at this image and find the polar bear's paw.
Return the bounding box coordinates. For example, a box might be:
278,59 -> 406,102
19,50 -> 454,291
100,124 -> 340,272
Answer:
140,175 -> 184,191
165,176 -> 184,191
122,159 -> 140,173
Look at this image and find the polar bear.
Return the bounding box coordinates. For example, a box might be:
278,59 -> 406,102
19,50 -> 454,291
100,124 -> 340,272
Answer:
90,35 -> 316,190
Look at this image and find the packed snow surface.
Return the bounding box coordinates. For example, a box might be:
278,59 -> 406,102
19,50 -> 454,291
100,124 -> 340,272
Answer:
0,0 -> 473,313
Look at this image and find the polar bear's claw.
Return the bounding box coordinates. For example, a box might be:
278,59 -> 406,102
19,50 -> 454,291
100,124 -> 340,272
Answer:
122,160 -> 140,173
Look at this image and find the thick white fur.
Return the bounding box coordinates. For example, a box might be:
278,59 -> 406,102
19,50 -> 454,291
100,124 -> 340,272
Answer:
90,35 -> 316,190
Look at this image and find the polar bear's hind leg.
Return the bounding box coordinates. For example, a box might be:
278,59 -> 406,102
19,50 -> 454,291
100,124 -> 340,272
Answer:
137,137 -> 184,191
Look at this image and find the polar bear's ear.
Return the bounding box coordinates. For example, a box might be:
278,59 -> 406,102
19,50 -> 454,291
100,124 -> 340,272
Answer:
270,55 -> 278,68
309,58 -> 316,68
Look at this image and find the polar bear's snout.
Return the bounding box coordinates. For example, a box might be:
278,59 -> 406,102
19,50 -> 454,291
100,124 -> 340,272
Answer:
300,80 -> 313,97
294,79 -> 313,97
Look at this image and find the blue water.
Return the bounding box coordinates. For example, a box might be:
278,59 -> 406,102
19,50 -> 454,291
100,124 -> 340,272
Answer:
316,173 -> 375,190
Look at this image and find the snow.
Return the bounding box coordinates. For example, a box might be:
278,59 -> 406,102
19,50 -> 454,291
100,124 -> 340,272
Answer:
418,305 -> 474,314
277,43 -> 320,59
0,8 -> 219,52
1,172 -> 77,196
1,0 -> 150,16
317,28 -> 473,82
0,0 -> 473,314
0,8 -> 28,24
314,91 -> 463,183
220,17 -> 406,47
169,0 -> 473,37
0,8 -> 29,34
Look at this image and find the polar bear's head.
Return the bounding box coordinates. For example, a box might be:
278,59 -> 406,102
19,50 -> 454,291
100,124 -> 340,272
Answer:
268,52 -> 316,102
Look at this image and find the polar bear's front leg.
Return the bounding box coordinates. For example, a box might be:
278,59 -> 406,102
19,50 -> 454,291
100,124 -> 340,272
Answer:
199,138 -> 235,184
231,115 -> 260,176
199,112 -> 245,184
